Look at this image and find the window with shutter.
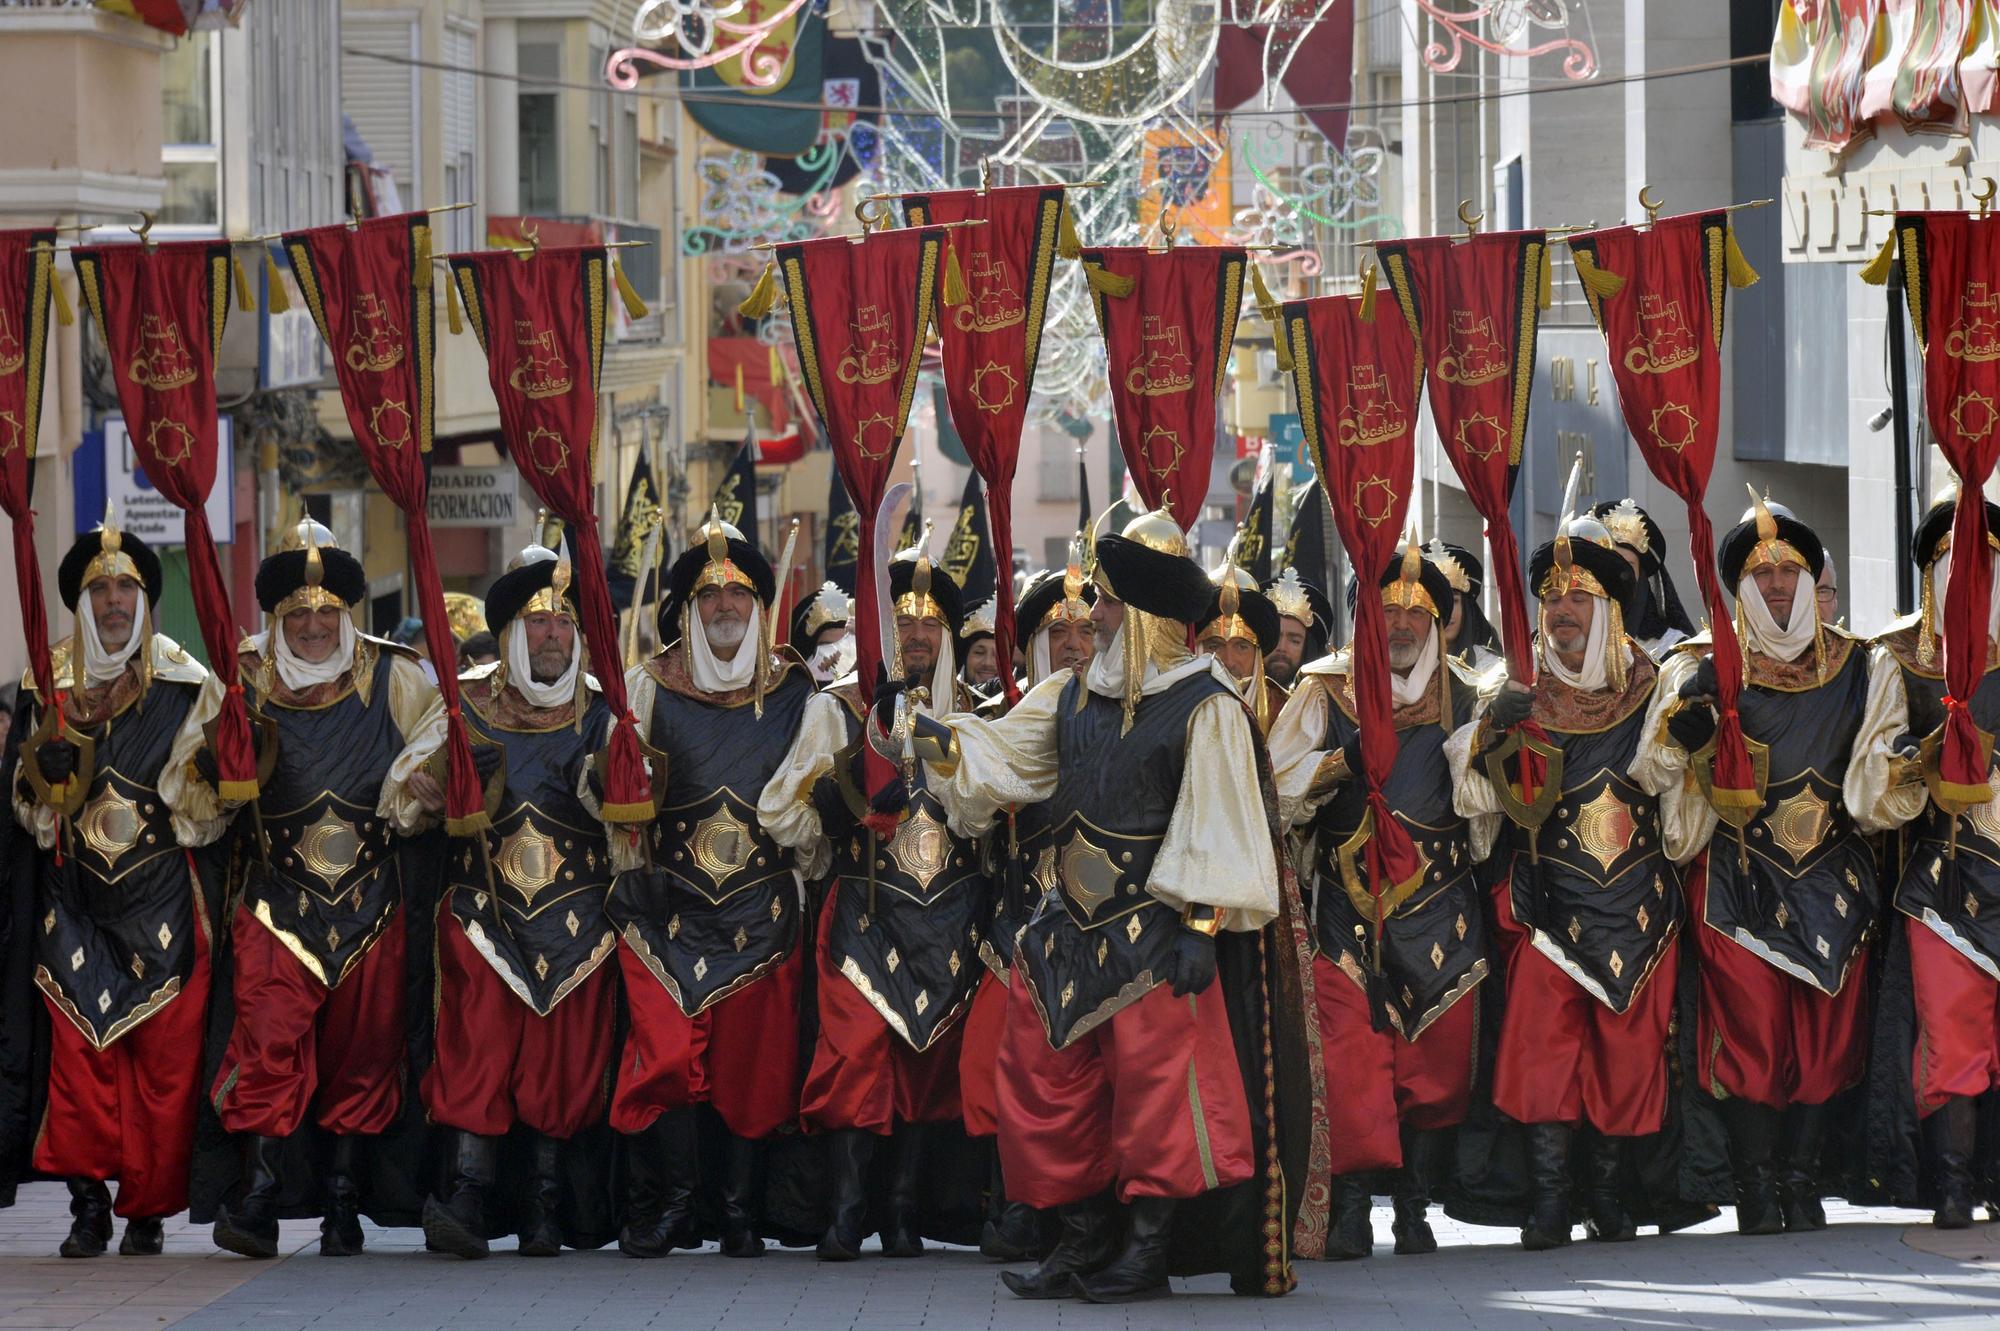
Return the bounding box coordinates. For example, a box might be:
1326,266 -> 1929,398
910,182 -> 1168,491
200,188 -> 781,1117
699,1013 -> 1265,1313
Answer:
343,14 -> 422,210
442,21 -> 479,249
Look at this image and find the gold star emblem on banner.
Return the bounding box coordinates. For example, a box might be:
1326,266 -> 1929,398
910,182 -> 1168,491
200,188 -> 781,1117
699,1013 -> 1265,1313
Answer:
853,412 -> 896,460
369,398 -> 413,449
1951,391 -> 1999,441
1455,412 -> 1507,461
1354,476 -> 1398,528
526,425 -> 569,474
970,361 -> 1017,413
1649,402 -> 1698,453
147,418 -> 196,468
1140,426 -> 1184,477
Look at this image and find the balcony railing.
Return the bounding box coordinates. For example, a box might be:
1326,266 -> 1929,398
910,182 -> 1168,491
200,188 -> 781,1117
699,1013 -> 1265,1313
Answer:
487,215 -> 665,343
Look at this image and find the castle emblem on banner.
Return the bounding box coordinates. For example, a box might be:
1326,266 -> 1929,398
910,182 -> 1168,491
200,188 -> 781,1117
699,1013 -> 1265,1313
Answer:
1435,309 -> 1506,386
836,306 -> 898,385
1337,365 -> 1408,447
954,253 -> 1025,334
0,307 -> 23,376
1124,316 -> 1194,396
1623,295 -> 1698,375
129,315 -> 198,391
345,292 -> 407,373
1946,282 -> 2000,363
508,320 -> 574,399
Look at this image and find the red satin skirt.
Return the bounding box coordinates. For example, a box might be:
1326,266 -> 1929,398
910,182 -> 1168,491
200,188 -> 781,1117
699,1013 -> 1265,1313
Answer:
995,969 -> 1253,1208
800,884 -> 963,1133
211,904 -> 406,1138
1489,878 -> 1678,1135
35,877 -> 211,1220
421,907 -> 616,1139
1689,873 -> 1868,1109
1312,952 -> 1476,1175
1908,921 -> 2000,1115
610,940 -> 802,1139
957,970 -> 1010,1138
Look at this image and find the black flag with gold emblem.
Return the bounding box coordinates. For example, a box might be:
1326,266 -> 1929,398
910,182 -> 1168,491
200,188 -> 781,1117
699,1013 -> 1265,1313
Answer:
823,464 -> 858,593
942,468 -> 996,606
710,428 -> 759,550
606,447 -> 661,608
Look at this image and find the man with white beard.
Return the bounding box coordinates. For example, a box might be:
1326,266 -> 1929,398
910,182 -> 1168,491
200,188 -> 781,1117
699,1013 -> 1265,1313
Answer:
411,538 -> 616,1260
1458,511 -> 1701,1250
204,519 -> 445,1259
1659,494 -> 1881,1236
12,515 -> 223,1257
601,515 -> 816,1259
1267,541 -> 1490,1262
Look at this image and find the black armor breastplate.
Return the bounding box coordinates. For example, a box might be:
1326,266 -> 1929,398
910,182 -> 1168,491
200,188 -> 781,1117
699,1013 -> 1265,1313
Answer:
449,691 -> 617,1015
1509,684 -> 1683,1012
986,798 -> 1055,979
1014,669 -> 1230,1050
242,651 -> 405,987
1310,677 -> 1487,1040
34,676 -> 202,1049
608,669 -> 813,1016
1895,659 -> 2000,973
1703,643 -> 1876,995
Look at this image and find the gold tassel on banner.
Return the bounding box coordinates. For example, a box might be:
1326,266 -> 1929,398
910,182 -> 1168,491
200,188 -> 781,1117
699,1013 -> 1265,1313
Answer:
1724,227 -> 1761,288
737,260 -> 783,319
1859,230 -> 1898,286
942,246 -> 970,307
1058,198 -> 1083,259
445,268 -> 465,336
1249,263 -> 1290,371
231,252 -> 255,313
1537,244 -> 1553,311
51,274 -> 73,327
1570,248 -> 1627,300
1358,260 -> 1379,323
613,256 -> 649,319
735,365 -> 746,415
1082,262 -> 1135,298
262,252 -> 290,314
412,226 -> 431,290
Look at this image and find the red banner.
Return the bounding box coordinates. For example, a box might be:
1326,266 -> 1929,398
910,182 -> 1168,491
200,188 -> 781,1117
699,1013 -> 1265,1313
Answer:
447,245 -> 649,824
770,228 -> 947,708
903,185 -> 1070,704
1081,245 -> 1248,528
1885,211 -> 2000,805
1279,287 -> 1427,902
71,240 -> 255,798
286,212 -> 483,834
1567,212 -> 1761,810
0,229 -> 58,706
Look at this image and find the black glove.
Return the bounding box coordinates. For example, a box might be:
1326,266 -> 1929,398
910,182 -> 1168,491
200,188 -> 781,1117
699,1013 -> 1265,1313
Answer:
471,743 -> 505,787
1486,685 -> 1534,731
871,664 -> 912,731
1680,656 -> 1718,702
37,739 -> 79,784
194,747 -> 220,787
1341,734 -> 1366,780
1162,926 -> 1218,997
1666,701 -> 1717,754
1892,731 -> 1922,761
811,773 -> 857,840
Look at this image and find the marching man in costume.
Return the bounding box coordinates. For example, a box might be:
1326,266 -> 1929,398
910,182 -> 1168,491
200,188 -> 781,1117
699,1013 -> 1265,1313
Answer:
1849,493 -> 2000,1229
1661,494 -> 1880,1235
12,517 -> 224,1258
206,519 -> 445,1259
927,505 -> 1304,1304
1459,505 -> 1702,1249
1429,542 -> 1503,670
758,545 -> 988,1262
606,516 -> 815,1259
958,555 -> 1096,1261
793,581 -> 853,685
1268,541 -> 1490,1262
1593,499 -> 1695,659
414,538 -> 618,1260
1261,566 -> 1333,687
1199,565 -> 1288,736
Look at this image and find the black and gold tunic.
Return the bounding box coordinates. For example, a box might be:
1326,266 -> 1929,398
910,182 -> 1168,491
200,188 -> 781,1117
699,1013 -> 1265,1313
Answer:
608,647 -> 814,1016
447,667 -> 617,1014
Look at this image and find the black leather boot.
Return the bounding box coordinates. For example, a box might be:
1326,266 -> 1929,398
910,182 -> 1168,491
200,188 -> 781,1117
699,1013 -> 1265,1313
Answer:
1777,1103 -> 1828,1232
979,1148 -> 1039,1261
718,1133 -> 765,1258
118,1217 -> 164,1256
1929,1096 -> 1978,1230
422,1131 -> 498,1259
620,1109 -> 700,1257
1521,1122 -> 1574,1251
1722,1099 -> 1785,1236
880,1127 -> 925,1258
1585,1132 -> 1636,1242
58,1179 -> 111,1258
1073,1196 -> 1175,1304
1001,1192 -> 1117,1299
212,1135 -> 283,1259
519,1134 -> 565,1257
1326,1173 -> 1375,1260
1392,1128 -> 1443,1255
815,1129 -> 876,1261
320,1135 -> 365,1257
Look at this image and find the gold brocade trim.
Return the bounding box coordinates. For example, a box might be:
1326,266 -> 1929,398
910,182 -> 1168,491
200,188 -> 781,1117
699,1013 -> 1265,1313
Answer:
1524,914 -> 1681,1013
453,266 -> 487,349
1286,317 -> 1320,449
1185,996 -> 1220,1191
620,922 -> 792,1018
33,967 -> 183,1053
1021,961 -> 1161,1051
1509,239 -> 1543,463
412,219 -> 435,454
207,247 -> 231,359
586,255 -> 607,472
461,668 -> 579,732
1698,898 -> 1865,997
73,256 -> 104,336
835,951 -> 971,1053
1900,224 -> 1926,355
1531,653 -> 1657,734
1742,631 -> 1855,692
1705,222 -> 1727,352
1215,255 -> 1245,402
22,236 -> 53,466
781,257 -> 828,422
900,237 -> 943,433
1020,195 -> 1062,387
1330,948 -> 1488,1043
242,637 -> 378,711
645,644 -> 806,709
463,914 -> 615,1015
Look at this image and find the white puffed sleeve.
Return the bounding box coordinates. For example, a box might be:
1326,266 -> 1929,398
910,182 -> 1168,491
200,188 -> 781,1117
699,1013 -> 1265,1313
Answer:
1845,644 -> 1928,835
1268,676 -> 1335,830
928,671 -> 1066,837
378,654 -> 448,835
159,670 -> 230,847
1150,693 -> 1280,931
754,691 -> 857,882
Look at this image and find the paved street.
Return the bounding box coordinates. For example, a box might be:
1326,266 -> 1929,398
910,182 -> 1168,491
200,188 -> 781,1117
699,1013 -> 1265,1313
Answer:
0,1183 -> 1996,1330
